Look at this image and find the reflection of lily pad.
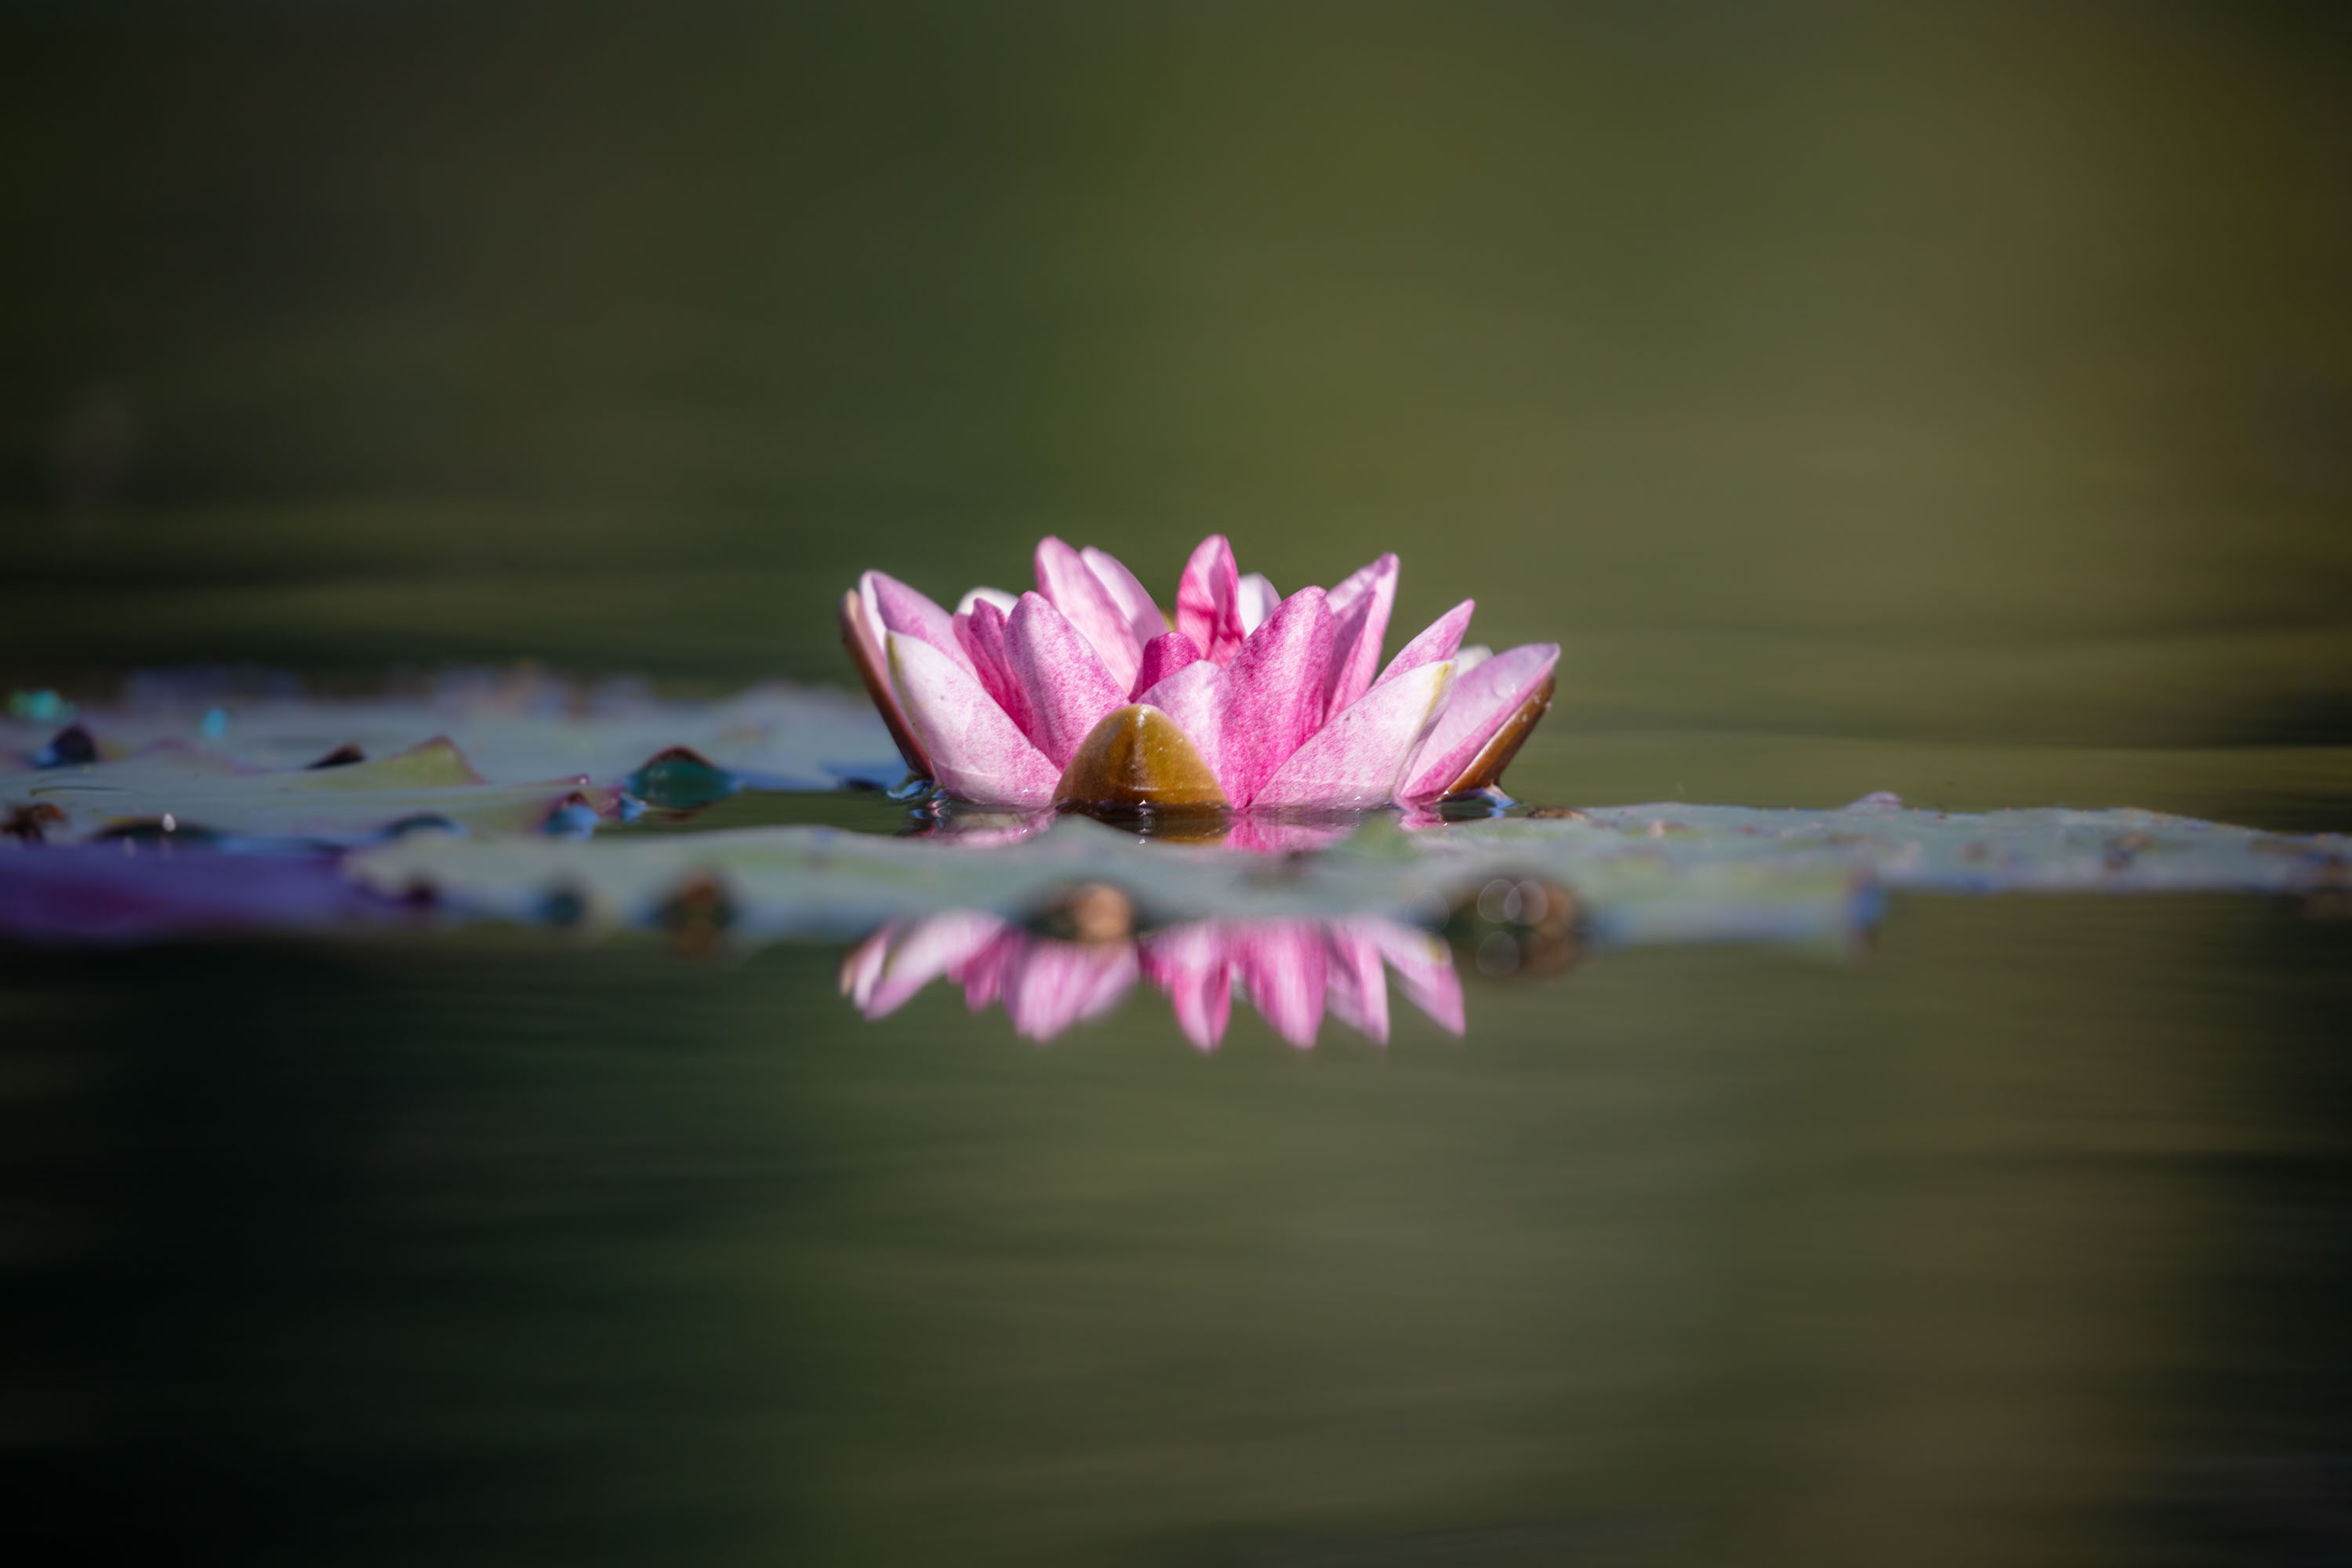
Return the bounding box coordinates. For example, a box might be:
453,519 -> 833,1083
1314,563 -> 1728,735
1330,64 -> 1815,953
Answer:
341,813 -> 1876,953
339,800 -> 2347,958
0,843 -> 408,944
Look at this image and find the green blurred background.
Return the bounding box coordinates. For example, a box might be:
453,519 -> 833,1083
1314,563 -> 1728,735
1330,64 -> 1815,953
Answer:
5,0 -> 2349,815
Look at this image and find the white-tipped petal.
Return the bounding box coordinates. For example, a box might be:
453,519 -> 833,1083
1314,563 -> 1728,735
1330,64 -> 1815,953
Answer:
1322,553 -> 1399,718
1036,535 -> 1145,691
1004,592 -> 1129,771
1396,642 -> 1557,801
1376,600 -> 1473,688
1235,572 -> 1281,635
1252,659 -> 1451,809
887,631 -> 1062,807
1080,546 -> 1168,651
957,586 -> 1020,617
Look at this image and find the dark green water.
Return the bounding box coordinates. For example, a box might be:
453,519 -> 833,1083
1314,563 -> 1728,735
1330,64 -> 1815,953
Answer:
4,2 -> 2350,1563
5,902 -> 2349,1565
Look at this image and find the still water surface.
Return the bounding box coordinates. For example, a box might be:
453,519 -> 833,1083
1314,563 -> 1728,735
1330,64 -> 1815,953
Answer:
3,892 -> 2347,1565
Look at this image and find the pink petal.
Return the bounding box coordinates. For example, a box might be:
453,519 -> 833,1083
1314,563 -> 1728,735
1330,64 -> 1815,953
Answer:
1215,586 -> 1335,808
1366,920 -> 1465,1036
863,911 -> 1009,1018
1234,920 -> 1327,1048
1251,659 -> 1450,809
1175,535 -> 1246,665
1004,592 -> 1130,771
956,929 -> 1023,1010
1375,599 -> 1473,688
840,923 -> 896,1010
953,599 -> 1042,747
1236,573 -> 1280,635
1000,939 -> 1140,1040
866,570 -> 971,673
1080,546 -> 1168,652
842,588 -> 930,776
1395,642 -> 1560,802
1130,630 -> 1201,700
886,631 -> 1063,806
1323,554 -> 1399,719
1139,924 -> 1234,1051
957,586 -> 1019,616
1134,658 -> 1229,798
1323,919 -> 1392,1044
1217,817 -> 1358,854
1036,536 -> 1145,691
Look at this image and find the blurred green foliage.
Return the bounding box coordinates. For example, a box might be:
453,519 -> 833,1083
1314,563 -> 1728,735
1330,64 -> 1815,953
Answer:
2,1 -> 2347,772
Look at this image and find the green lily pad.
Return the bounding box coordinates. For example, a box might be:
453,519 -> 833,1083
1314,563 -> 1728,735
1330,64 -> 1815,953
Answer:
1,677 -> 902,789
3,736 -> 611,844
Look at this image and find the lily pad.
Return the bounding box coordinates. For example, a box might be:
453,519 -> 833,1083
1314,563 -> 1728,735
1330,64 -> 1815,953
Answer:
2,737 -> 619,844
2,676 -> 902,789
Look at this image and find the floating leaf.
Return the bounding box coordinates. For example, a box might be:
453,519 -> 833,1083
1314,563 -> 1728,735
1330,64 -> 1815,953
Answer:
2,735 -> 612,844
1,677 -> 902,789
1432,801 -> 2351,896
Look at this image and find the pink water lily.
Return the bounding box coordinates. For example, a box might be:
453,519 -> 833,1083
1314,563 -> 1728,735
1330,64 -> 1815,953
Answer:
841,535 -> 1558,809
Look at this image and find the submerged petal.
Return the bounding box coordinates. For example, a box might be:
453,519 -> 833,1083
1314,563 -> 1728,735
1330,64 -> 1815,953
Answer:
1175,535 -> 1246,665
1056,703 -> 1227,807
886,632 -> 1062,806
839,923 -> 895,1010
998,939 -> 1140,1040
1323,554 -> 1399,719
861,911 -> 1009,1019
1036,536 -> 1145,691
1216,586 -> 1334,808
1138,924 -> 1234,1051
1323,919 -> 1392,1044
1252,659 -> 1450,809
1005,592 -> 1130,770
1366,920 -> 1465,1035
1396,642 -> 1559,802
1234,920 -> 1327,1048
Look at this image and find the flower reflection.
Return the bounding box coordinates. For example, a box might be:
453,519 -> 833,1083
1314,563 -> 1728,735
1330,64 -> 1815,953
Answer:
841,911 -> 1465,1049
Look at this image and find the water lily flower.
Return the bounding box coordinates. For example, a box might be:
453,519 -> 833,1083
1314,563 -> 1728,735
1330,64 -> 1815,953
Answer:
841,536 -> 1558,810
840,911 -> 1465,1049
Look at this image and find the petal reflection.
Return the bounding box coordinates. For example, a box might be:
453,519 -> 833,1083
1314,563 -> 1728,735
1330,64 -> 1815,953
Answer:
847,910 -> 1469,1049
